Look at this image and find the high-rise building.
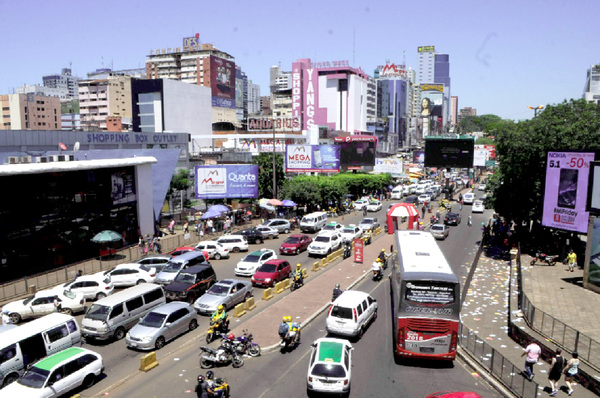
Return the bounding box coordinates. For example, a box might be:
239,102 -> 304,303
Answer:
417,45 -> 451,134
16,84 -> 69,100
43,68 -> 80,100
78,75 -> 133,131
247,81 -> 261,116
0,94 -> 61,130
450,96 -> 458,128
583,64 -> 600,104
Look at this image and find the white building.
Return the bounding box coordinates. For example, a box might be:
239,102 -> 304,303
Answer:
584,64 -> 600,104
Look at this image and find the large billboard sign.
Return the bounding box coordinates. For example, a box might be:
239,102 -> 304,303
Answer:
542,151 -> 595,233
334,136 -> 377,169
424,138 -> 474,168
210,56 -> 235,109
286,145 -> 340,173
195,165 -> 258,199
474,144 -> 497,167
374,158 -> 402,174
247,117 -> 300,132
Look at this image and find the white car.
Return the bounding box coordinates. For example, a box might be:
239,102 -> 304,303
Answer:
308,231 -> 343,257
472,200 -> 485,213
101,263 -> 157,288
136,256 -> 172,272
417,194 -> 431,204
2,289 -> 86,323
366,201 -> 382,212
353,199 -> 368,210
255,225 -> 279,240
57,274 -> 114,301
340,225 -> 362,243
307,337 -> 353,395
195,240 -> 230,260
1,347 -> 103,397
234,249 -> 277,276
478,183 -> 486,191
319,222 -> 344,235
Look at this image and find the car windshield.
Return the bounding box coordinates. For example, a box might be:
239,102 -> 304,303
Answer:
207,284 -> 229,296
242,255 -> 261,263
431,225 -> 444,232
323,225 -> 336,230
369,202 -> 378,205
361,219 -> 374,225
312,363 -> 347,378
174,272 -> 196,284
18,366 -> 50,389
62,290 -> 76,299
163,263 -> 182,273
139,312 -> 166,328
315,236 -> 330,243
284,237 -> 299,244
85,304 -> 111,321
259,263 -> 278,273
342,228 -> 355,234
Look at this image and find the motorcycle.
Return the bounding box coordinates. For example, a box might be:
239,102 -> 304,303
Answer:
289,273 -> 304,291
530,252 -> 559,266
206,316 -> 230,343
213,377 -> 230,398
372,262 -> 383,281
279,328 -> 301,351
231,329 -> 261,357
430,215 -> 439,224
343,243 -> 352,259
200,336 -> 244,369
363,231 -> 372,245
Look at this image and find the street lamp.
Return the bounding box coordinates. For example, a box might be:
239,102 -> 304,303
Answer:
528,105 -> 544,118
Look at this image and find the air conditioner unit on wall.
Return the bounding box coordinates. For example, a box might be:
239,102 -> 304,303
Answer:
7,156 -> 19,164
20,156 -> 32,164
48,155 -> 59,162
36,156 -> 48,163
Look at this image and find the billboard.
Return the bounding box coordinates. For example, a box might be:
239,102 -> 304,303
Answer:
195,165 -> 258,199
286,145 -> 340,173
542,151 -> 595,233
424,138 -> 474,168
334,136 -> 377,169
587,161 -> 600,213
474,144 -> 497,166
412,151 -> 425,164
210,56 -> 235,109
374,158 -> 403,174
585,217 -> 600,288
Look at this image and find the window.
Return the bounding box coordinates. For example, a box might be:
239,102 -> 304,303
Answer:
77,354 -> 98,367
143,288 -> 164,304
361,300 -> 368,312
45,324 -> 69,343
356,304 -> 363,316
167,308 -> 187,323
109,303 -> 124,319
0,344 -> 16,365
67,320 -> 77,333
126,296 -> 143,312
63,359 -> 80,377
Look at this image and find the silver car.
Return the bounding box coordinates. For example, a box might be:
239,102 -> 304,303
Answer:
193,279 -> 253,315
261,218 -> 292,234
125,302 -> 198,350
430,224 -> 449,240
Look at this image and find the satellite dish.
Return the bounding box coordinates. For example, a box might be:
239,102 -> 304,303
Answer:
73,142 -> 80,153
58,142 -> 67,151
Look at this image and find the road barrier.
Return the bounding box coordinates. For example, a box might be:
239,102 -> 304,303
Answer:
233,302 -> 247,317
374,227 -> 382,236
302,268 -> 308,279
139,351 -> 159,372
273,281 -> 284,294
320,258 -> 327,267
283,278 -> 290,290
262,288 -> 274,301
245,297 -> 256,311
311,261 -> 320,272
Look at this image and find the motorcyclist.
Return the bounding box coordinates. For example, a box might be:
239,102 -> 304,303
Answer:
332,283 -> 343,301
378,248 -> 388,269
372,258 -> 383,279
279,316 -> 300,346
195,375 -> 209,398
343,241 -> 352,258
293,263 -> 304,286
205,371 -> 224,398
363,229 -> 372,244
211,305 -> 228,333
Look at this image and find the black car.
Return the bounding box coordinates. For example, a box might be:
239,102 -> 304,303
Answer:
238,227 -> 265,244
403,195 -> 419,205
164,264 -> 217,303
444,212 -> 462,226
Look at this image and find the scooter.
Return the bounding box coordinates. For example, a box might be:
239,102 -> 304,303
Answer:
206,316 -> 230,343
363,231 -> 372,245
279,329 -> 301,351
372,262 -> 383,281
200,337 -> 244,369
289,273 -> 304,291
530,252 -> 559,266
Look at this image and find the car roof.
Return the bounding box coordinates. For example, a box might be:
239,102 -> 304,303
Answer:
317,231 -> 340,237
217,234 -> 245,239
288,234 -> 308,238
181,264 -> 213,273
35,347 -> 87,370
313,338 -> 351,363
263,259 -> 288,265
115,262 -> 144,269
215,279 -> 246,286
248,249 -> 271,256
149,301 -> 191,314
332,290 -> 371,306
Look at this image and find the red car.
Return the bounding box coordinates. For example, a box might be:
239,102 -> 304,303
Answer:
167,246 -> 198,257
426,393 -> 482,398
279,234 -> 312,255
251,259 -> 292,287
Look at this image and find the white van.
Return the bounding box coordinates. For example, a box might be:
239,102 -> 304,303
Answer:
216,235 -> 249,253
406,184 -> 417,194
300,212 -> 328,233
390,185 -> 405,199
81,284 -> 165,341
463,192 -> 475,205
326,290 -> 377,339
0,313 -> 81,388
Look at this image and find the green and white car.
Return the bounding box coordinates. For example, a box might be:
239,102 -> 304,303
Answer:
307,337 -> 353,396
0,347 -> 103,397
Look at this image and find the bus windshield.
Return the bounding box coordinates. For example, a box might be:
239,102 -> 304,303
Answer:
404,281 -> 455,305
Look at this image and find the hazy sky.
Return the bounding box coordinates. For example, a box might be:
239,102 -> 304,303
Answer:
1,0 -> 598,121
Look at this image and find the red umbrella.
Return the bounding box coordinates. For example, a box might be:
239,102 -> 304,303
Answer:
268,199 -> 283,206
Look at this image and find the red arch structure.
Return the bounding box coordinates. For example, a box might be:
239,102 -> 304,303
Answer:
386,203 -> 420,233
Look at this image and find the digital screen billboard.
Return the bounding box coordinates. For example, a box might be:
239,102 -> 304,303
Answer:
374,158 -> 403,174
195,165 -> 258,199
210,56 -> 235,109
424,138 -> 474,168
334,136 -> 377,169
286,145 -> 340,173
413,151 -> 425,164
542,151 -> 595,233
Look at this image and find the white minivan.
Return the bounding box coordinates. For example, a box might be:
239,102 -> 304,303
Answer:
390,185 -> 405,199
300,212 -> 328,233
326,290 -> 377,339
0,313 -> 81,388
463,192 -> 475,205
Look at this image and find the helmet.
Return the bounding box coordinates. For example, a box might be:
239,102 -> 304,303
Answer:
381,248 -> 385,252
335,283 -> 340,289
283,315 -> 288,322
228,333 -> 235,340
217,305 -> 224,312
197,375 -> 205,383
206,370 -> 214,380
286,316 -> 292,322
296,263 -> 301,269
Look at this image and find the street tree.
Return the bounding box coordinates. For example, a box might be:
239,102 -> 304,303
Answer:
252,152 -> 285,199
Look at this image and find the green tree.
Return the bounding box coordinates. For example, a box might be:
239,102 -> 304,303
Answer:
489,99 -> 600,224
252,152 -> 285,198
168,169 -> 193,210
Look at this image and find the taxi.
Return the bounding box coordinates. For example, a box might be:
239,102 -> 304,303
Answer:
307,337 -> 353,395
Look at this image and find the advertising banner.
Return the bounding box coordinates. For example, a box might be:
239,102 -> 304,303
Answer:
354,238 -> 364,263
374,158 -> 403,174
195,165 -> 258,199
473,146 -> 488,167
542,151 -> 595,233
585,217 -> 600,288
210,56 -> 236,109
286,145 -> 340,173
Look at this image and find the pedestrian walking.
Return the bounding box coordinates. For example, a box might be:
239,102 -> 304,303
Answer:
566,249 -> 577,272
460,200 -> 463,211
53,296 -> 62,313
155,237 -> 162,254
152,235 -> 158,253
168,219 -> 175,234
548,348 -> 564,396
521,341 -> 542,381
468,214 -> 472,227
563,352 -> 579,396
458,193 -> 463,202
138,236 -> 144,255
184,221 -> 189,234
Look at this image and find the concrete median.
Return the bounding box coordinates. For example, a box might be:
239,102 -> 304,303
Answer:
139,351 -> 159,372
233,302 -> 247,317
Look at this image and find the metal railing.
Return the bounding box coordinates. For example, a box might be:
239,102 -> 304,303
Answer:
459,323 -> 538,398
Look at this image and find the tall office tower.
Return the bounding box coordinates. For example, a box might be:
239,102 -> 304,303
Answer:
583,64 -> 600,104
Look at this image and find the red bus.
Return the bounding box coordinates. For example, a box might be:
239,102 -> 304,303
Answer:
390,230 -> 460,360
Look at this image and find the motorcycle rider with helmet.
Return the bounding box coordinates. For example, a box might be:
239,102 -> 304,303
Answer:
279,315 -> 300,347
332,283 -> 343,301
205,371 -> 224,398
293,263 -> 304,286
372,257 -> 383,280
210,305 -> 228,334
378,248 -> 388,269
195,375 -> 209,398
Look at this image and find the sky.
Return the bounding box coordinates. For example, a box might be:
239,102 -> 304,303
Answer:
1,0 -> 599,121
